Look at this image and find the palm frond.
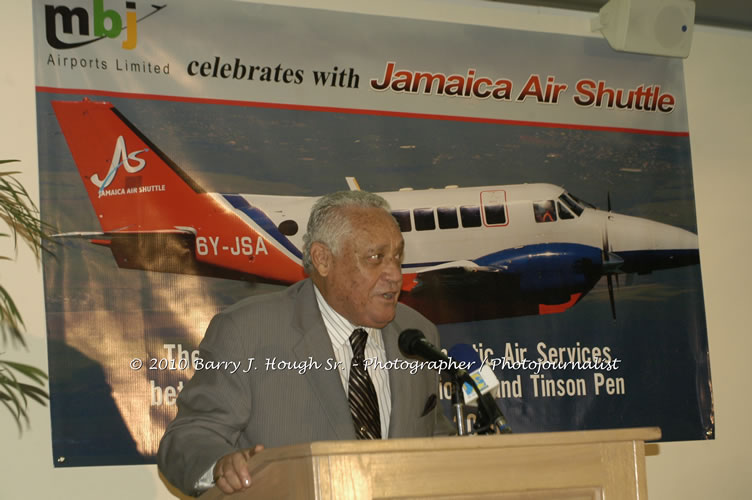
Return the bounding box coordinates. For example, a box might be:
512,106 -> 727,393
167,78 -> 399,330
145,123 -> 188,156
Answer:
0,167 -> 55,260
1,360 -> 47,384
0,161 -> 52,433
0,359 -> 49,433
0,284 -> 25,346
0,362 -> 28,427
0,398 -> 23,434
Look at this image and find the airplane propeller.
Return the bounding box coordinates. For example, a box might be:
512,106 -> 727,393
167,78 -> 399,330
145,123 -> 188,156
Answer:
601,191 -> 623,320
602,228 -> 617,320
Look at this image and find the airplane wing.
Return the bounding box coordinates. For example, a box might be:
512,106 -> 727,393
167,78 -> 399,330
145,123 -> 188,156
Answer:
401,248 -> 596,323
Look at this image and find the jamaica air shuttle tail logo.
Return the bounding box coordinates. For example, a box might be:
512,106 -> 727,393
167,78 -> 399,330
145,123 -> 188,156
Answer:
92,135 -> 148,195
45,1 -> 166,50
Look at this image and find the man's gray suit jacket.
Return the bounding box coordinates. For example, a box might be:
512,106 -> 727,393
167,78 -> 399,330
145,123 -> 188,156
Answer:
158,279 -> 452,495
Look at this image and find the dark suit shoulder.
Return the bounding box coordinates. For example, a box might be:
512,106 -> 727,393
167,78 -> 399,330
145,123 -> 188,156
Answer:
199,280 -> 313,353
392,302 -> 440,343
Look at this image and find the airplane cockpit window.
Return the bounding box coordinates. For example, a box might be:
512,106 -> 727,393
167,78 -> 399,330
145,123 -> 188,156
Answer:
567,192 -> 595,210
484,203 -> 507,225
559,193 -> 584,216
413,208 -> 436,231
533,200 -> 557,223
391,210 -> 412,232
437,207 -> 459,229
557,202 -> 575,220
460,206 -> 482,228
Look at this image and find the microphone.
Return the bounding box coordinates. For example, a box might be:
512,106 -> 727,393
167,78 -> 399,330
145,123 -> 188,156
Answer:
398,329 -> 465,379
398,331 -> 511,434
447,343 -> 512,434
447,344 -> 500,405
399,329 -> 469,436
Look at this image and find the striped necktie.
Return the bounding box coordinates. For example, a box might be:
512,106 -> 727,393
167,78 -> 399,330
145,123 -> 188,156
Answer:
348,328 -> 381,439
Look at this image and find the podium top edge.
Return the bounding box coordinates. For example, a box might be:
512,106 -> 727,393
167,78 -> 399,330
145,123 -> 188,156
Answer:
250,427 -> 662,464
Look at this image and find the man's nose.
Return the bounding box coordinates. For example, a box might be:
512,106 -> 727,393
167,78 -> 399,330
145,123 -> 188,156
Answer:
383,256 -> 402,282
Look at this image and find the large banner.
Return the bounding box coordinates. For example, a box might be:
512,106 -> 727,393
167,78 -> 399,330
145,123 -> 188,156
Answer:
33,0 -> 712,466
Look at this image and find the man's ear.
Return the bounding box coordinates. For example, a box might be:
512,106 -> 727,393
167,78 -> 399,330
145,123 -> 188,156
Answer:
310,242 -> 332,277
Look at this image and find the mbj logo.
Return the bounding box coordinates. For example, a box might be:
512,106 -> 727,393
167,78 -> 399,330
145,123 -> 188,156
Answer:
92,135 -> 148,192
45,1 -> 166,50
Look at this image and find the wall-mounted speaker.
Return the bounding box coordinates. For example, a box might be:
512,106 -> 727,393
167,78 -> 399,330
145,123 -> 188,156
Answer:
591,0 -> 695,58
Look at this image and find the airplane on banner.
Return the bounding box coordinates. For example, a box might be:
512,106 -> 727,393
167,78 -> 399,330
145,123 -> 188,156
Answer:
51,98 -> 700,323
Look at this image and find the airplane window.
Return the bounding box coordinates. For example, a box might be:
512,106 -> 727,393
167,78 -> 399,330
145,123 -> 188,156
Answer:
413,208 -> 436,231
559,194 -> 583,216
391,210 -> 412,232
278,220 -> 298,236
568,192 -> 596,210
533,200 -> 557,223
557,202 -> 574,220
484,204 -> 507,225
437,207 -> 459,229
460,206 -> 482,228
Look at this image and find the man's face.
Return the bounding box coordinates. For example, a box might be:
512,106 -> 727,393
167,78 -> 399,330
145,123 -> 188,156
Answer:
316,207 -> 404,328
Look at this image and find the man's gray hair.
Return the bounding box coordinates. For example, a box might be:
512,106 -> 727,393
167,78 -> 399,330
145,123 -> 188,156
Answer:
302,190 -> 392,275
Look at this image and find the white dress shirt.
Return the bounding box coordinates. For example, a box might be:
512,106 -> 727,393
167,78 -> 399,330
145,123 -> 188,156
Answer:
313,284 -> 392,438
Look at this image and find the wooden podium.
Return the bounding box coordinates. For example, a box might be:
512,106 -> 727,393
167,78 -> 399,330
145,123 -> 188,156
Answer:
200,427 -> 660,499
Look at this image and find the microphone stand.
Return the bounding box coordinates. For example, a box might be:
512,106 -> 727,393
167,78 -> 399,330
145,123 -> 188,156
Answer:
450,375 -> 467,436
395,329 -> 511,435
457,370 -> 512,435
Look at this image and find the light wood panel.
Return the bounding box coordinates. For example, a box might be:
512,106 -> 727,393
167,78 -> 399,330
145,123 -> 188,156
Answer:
200,427 -> 660,500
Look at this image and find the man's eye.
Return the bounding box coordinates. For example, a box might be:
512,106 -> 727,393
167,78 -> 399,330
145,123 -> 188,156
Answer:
368,254 -> 383,261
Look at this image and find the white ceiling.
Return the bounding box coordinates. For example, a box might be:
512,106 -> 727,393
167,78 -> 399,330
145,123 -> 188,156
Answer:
486,0 -> 752,31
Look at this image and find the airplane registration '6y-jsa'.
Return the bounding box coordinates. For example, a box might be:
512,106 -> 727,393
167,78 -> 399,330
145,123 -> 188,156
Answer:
51,99 -> 700,324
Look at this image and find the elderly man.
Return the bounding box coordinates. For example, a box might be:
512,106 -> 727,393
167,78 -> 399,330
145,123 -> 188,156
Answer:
158,190 -> 452,496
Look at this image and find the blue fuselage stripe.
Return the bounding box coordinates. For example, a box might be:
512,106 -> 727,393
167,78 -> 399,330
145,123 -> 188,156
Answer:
223,194 -> 303,259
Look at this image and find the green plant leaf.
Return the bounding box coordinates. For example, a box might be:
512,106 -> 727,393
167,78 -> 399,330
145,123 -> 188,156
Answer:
0,169 -> 56,260
0,162 -> 52,433
0,360 -> 47,382
0,285 -> 25,346
0,358 -> 49,432
0,367 -> 27,422
0,360 -> 48,384
15,383 -> 49,405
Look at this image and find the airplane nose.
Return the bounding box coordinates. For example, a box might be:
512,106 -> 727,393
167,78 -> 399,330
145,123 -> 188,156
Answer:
606,214 -> 700,273
658,223 -> 699,251
608,214 -> 698,251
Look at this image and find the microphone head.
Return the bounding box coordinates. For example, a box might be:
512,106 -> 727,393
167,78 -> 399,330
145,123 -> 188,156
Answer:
447,343 -> 482,372
446,343 -> 500,404
398,328 -> 425,357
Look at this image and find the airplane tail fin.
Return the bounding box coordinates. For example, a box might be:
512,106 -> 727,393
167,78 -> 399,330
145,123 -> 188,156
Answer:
52,99 -> 205,233
52,98 -> 305,284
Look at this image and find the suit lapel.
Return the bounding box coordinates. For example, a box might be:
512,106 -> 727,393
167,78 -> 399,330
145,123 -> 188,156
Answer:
383,320 -> 418,438
290,280 -> 356,440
